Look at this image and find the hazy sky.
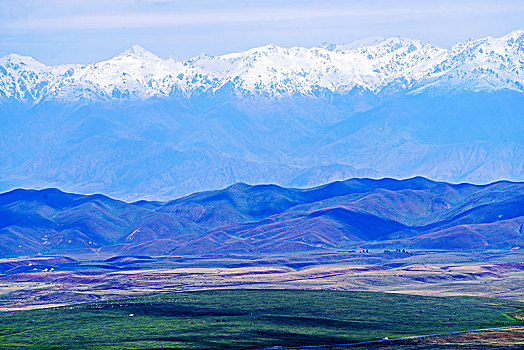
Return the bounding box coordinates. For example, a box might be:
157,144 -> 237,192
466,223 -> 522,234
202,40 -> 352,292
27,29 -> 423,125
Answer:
1,0 -> 523,65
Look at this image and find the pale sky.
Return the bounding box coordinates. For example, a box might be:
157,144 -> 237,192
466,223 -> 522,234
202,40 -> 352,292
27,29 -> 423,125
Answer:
1,0 -> 523,65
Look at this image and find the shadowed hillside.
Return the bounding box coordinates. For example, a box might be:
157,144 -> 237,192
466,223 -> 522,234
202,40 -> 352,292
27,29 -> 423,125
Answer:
1,177 -> 523,256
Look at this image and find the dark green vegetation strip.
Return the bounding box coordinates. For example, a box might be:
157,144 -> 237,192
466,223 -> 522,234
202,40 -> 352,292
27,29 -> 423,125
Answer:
0,290 -> 522,349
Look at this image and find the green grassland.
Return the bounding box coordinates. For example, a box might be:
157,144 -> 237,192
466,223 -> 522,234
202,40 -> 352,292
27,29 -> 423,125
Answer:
0,290 -> 522,349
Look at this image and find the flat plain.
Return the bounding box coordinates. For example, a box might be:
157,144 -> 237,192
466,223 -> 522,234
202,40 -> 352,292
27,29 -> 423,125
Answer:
1,250 -> 523,311
1,250 -> 523,349
0,289 -> 523,349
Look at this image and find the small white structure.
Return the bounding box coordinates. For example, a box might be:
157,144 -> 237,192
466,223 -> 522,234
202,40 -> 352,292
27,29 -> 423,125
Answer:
128,314 -> 134,317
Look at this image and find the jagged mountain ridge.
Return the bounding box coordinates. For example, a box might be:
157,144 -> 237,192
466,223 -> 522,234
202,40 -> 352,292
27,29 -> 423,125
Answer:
0,177 -> 523,256
0,31 -> 523,199
1,30 -> 523,102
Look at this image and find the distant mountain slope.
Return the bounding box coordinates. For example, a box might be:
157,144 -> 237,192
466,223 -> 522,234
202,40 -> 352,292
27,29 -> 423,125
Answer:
1,30 -> 523,198
1,178 -> 522,256
294,91 -> 524,183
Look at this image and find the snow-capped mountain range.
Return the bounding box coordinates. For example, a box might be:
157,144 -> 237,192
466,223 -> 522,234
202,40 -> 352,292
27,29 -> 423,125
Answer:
1,30 -> 523,103
1,30 -> 523,199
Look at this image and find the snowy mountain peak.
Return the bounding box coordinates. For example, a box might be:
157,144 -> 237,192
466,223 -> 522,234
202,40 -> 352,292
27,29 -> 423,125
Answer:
117,45 -> 160,61
501,29 -> 524,40
0,53 -> 47,70
0,30 -> 523,103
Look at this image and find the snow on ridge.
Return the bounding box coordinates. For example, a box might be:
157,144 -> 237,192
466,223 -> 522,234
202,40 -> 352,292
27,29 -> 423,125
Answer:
321,36 -> 386,51
1,30 -> 523,103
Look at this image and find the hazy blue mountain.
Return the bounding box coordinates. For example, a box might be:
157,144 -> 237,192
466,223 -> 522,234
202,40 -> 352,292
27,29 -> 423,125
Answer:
0,31 -> 523,199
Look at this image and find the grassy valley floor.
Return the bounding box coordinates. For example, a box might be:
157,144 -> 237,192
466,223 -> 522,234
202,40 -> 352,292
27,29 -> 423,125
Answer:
0,289 -> 523,349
